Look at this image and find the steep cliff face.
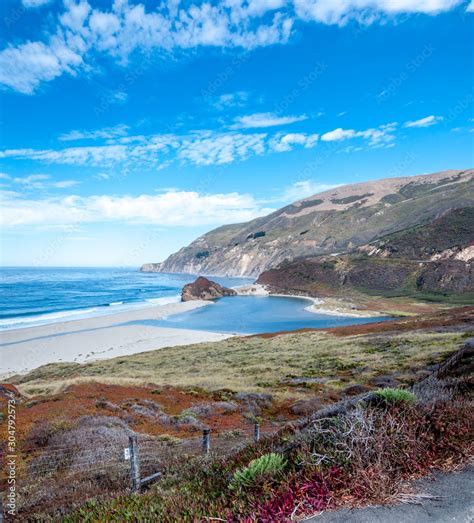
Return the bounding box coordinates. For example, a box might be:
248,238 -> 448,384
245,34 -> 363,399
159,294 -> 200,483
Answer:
141,169 -> 474,277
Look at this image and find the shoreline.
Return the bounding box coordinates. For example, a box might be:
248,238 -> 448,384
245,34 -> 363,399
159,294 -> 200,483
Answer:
1,288 -> 386,379
235,284 -> 383,318
0,295 -> 183,332
1,280 -> 381,335
0,300 -> 232,379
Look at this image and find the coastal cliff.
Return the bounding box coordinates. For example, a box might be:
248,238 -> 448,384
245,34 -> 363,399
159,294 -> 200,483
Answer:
141,169 -> 474,277
257,208 -> 474,299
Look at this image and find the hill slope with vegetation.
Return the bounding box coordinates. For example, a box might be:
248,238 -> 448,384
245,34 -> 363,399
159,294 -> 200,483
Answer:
257,208 -> 473,302
141,169 -> 473,277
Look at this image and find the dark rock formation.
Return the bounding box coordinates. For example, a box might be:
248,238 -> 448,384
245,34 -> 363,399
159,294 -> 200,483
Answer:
181,276 -> 237,302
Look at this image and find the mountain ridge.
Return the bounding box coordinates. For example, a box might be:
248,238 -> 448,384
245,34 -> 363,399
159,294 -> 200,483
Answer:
141,169 -> 474,277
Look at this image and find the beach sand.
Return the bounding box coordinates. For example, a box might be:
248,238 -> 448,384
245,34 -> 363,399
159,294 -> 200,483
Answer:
0,301 -> 232,379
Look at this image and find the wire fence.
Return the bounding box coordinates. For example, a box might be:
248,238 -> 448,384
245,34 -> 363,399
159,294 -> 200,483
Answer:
0,422 -> 282,517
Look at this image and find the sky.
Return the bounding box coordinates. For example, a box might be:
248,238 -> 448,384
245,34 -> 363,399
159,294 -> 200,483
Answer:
0,0 -> 473,267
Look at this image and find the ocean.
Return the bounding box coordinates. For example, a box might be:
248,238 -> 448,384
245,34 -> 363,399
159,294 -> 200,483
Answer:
0,267 -> 251,331
0,267 -> 391,333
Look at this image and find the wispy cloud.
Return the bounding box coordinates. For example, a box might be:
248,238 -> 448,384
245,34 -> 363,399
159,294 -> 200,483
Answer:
178,132 -> 267,166
10,174 -> 80,190
321,122 -> 397,146
59,124 -> 130,142
212,91 -> 250,110
294,0 -> 466,25
0,1 -> 293,94
2,0 -> 467,95
1,129 -> 321,168
231,112 -> 308,129
21,0 -> 51,7
403,115 -> 443,128
0,116 -> 442,171
0,190 -> 275,228
269,132 -> 318,151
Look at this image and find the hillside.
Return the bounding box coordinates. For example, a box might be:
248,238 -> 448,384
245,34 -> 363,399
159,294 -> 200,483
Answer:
257,208 -> 474,300
141,169 -> 474,277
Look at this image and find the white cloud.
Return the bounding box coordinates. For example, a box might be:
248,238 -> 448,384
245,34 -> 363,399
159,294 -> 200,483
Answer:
4,0 -> 466,94
403,114 -> 443,128
321,128 -> 357,142
294,0 -> 465,25
59,124 -> 130,141
466,0 -> 474,10
1,129 -> 324,168
0,1 -> 293,94
0,190 -> 275,228
231,112 -> 308,129
212,91 -> 250,110
0,41 -> 83,94
321,122 -> 397,146
0,145 -> 137,167
178,132 -> 267,165
269,132 -> 318,151
10,174 -> 80,190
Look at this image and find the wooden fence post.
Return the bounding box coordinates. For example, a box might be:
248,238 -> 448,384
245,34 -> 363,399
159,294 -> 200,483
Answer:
254,422 -> 261,443
202,428 -> 211,455
129,435 -> 141,492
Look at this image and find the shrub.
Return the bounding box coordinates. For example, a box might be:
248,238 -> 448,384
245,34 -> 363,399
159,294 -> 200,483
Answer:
374,388 -> 416,404
230,453 -> 286,490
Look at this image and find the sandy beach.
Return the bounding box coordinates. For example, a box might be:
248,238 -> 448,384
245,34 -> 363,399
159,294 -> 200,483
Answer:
0,300 -> 232,379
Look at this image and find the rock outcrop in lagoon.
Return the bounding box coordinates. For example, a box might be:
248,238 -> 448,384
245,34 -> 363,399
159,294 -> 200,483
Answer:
181,277 -> 237,302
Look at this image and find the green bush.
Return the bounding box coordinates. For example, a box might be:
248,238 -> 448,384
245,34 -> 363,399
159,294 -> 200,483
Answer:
374,388 -> 416,404
229,453 -> 286,490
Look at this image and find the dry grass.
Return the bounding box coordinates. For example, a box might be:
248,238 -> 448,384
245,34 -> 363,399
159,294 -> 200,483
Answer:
13,331 -> 463,398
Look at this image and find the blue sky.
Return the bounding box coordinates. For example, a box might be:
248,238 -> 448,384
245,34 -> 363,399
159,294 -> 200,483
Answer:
0,0 -> 473,266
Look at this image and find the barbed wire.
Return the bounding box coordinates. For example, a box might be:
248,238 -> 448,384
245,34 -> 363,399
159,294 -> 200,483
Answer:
1,422 -> 286,516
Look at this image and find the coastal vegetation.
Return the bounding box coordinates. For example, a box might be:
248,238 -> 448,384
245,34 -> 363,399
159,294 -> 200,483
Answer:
19,342 -> 473,521
12,324 -> 465,398
2,305 -> 472,518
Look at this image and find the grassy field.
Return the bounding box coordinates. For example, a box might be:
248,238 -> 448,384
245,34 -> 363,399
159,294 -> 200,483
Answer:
14,329 -> 465,398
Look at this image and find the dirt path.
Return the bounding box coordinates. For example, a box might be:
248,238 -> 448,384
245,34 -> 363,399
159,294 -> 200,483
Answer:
304,465 -> 474,522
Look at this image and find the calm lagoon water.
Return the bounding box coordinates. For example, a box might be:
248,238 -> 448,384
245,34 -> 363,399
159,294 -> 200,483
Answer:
126,295 -> 393,334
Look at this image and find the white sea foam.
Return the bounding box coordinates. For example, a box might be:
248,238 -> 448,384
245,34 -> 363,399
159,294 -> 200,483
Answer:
0,295 -> 184,331
0,308 -> 99,329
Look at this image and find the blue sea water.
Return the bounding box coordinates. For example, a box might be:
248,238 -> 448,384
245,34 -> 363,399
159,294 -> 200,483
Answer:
0,267 -> 251,331
0,267 -> 392,333
127,295 -> 392,334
